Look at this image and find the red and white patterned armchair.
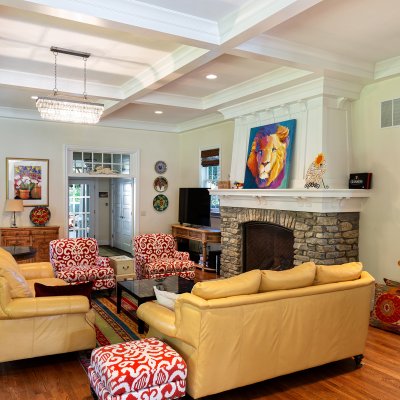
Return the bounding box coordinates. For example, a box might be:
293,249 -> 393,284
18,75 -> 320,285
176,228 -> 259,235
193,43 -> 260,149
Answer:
49,238 -> 116,291
133,233 -> 195,280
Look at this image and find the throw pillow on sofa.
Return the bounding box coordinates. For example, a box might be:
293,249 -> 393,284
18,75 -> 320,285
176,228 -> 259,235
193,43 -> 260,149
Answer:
192,269 -> 261,300
34,281 -> 93,304
314,262 -> 363,285
153,286 -> 180,310
259,262 -> 316,292
370,282 -> 400,334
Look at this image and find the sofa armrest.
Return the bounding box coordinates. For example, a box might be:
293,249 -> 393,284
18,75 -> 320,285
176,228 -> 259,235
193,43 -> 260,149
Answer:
137,301 -> 177,337
5,296 -> 90,319
20,262 -> 55,279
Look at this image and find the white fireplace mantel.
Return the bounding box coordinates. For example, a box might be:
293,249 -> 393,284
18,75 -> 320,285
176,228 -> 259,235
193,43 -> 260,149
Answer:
209,189 -> 370,213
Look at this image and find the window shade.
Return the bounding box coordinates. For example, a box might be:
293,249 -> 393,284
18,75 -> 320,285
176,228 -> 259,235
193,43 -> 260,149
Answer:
201,148 -> 219,167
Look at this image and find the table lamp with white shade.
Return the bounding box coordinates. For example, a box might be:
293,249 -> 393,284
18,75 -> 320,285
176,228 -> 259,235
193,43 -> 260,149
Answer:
5,199 -> 24,228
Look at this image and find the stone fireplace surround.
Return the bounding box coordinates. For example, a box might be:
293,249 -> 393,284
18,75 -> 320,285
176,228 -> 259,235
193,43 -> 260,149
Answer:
211,189 -> 369,278
220,206 -> 359,277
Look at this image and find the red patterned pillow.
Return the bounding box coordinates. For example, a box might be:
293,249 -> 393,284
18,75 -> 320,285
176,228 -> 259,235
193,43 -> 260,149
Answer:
370,283 -> 400,334
34,281 -> 93,305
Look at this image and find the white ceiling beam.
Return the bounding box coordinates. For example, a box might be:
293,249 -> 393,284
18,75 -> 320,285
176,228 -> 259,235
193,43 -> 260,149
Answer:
102,46 -> 213,116
231,34 -> 375,81
218,0 -> 324,48
3,0 -> 219,48
0,68 -> 123,100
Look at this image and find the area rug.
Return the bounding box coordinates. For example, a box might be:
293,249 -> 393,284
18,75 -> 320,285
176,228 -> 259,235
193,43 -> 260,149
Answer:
78,293 -> 146,372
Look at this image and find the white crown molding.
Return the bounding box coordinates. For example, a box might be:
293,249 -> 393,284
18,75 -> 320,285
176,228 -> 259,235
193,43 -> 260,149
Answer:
234,34 -> 374,81
177,113 -> 224,133
203,67 -> 313,109
218,77 -> 363,119
136,93 -> 204,109
375,56 -> 400,80
0,105 -> 179,132
16,0 -> 220,45
0,69 -> 123,100
98,117 -> 178,132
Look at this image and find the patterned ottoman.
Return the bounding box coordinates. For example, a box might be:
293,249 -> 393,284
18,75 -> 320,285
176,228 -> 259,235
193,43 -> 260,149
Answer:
87,338 -> 187,400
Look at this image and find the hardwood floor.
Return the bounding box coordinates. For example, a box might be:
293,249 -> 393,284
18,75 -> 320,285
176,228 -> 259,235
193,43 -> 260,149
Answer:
1,327 -> 399,399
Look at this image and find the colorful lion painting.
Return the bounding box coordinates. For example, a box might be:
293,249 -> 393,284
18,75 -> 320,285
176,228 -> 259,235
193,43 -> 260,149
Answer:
244,119 -> 296,189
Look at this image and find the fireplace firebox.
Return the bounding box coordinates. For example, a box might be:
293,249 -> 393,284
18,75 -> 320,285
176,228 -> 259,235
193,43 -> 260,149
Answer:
243,222 -> 294,271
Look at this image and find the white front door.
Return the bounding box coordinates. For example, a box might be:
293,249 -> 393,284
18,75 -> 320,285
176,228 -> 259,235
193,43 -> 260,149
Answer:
111,178 -> 133,253
68,179 -> 96,239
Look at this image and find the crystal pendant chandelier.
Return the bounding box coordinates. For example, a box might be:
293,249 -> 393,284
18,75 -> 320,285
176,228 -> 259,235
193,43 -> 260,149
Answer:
36,47 -> 104,124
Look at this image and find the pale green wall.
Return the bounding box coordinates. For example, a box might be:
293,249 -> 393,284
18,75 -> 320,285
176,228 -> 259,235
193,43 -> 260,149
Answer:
178,120 -> 234,187
0,117 -> 181,237
351,76 -> 400,282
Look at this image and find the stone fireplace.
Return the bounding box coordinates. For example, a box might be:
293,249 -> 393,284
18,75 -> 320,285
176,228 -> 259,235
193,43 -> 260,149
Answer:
210,189 -> 369,277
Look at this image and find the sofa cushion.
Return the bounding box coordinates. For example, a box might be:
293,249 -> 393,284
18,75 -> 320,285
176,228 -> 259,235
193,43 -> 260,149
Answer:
0,257 -> 33,298
154,286 -> 180,310
314,262 -> 363,285
34,281 -> 93,304
192,269 -> 261,300
259,262 -> 316,292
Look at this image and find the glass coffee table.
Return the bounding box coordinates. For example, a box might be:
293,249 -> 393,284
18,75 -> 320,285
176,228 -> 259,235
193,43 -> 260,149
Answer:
117,275 -> 195,333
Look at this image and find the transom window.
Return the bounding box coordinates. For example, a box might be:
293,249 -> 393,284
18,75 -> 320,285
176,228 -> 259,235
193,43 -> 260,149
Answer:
72,151 -> 130,174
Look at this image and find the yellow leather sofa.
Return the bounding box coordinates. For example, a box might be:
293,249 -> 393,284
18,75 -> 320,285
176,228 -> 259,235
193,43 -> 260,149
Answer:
0,248 -> 96,362
137,262 -> 375,399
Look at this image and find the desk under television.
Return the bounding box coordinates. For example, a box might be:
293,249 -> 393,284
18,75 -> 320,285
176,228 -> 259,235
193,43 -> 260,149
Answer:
171,224 -> 221,272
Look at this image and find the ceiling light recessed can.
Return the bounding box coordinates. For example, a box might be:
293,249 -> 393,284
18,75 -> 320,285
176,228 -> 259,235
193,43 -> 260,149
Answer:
154,110 -> 163,114
206,74 -> 218,80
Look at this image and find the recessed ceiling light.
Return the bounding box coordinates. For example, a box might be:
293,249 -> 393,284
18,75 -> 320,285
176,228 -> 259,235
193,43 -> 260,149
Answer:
206,74 -> 218,80
154,110 -> 163,114
31,96 -> 38,100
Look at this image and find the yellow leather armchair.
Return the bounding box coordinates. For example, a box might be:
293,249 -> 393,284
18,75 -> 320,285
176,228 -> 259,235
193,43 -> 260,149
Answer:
0,248 -> 95,362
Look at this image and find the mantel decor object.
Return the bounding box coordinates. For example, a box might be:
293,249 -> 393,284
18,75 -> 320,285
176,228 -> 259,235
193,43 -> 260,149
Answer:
6,158 -> 49,206
304,153 -> 327,189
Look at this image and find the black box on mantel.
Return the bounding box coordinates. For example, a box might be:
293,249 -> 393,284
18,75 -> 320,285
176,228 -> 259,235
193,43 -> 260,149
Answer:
349,173 -> 372,189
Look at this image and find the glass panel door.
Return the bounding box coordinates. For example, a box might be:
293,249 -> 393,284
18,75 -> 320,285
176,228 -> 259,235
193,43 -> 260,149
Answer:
68,180 -> 95,238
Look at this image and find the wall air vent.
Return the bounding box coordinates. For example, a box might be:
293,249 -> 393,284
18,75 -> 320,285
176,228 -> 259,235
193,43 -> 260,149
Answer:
381,98 -> 400,128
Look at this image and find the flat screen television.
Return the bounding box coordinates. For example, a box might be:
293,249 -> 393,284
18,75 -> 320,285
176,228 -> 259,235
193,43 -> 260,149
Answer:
179,188 -> 210,227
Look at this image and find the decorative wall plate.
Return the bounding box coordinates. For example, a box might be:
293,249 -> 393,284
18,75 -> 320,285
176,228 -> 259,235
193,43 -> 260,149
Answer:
154,160 -> 167,174
30,206 -> 51,226
153,194 -> 168,211
153,176 -> 168,192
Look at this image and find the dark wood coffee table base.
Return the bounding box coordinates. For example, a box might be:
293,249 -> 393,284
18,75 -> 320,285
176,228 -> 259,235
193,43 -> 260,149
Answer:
117,276 -> 195,334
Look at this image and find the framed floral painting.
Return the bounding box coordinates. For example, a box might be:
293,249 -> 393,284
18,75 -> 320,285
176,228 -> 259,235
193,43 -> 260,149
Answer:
6,158 -> 49,206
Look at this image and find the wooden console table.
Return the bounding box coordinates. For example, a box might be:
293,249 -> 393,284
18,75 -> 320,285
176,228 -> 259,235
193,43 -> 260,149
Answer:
0,226 -> 59,262
171,224 -> 221,271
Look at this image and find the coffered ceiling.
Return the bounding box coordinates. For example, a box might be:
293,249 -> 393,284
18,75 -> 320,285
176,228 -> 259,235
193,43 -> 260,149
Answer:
1,0 -> 400,132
